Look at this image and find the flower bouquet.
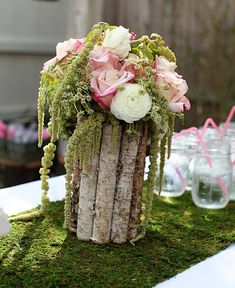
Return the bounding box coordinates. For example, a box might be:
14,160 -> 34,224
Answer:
37,23 -> 190,244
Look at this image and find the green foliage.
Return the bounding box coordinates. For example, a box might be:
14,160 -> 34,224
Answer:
130,34 -> 176,62
159,135 -> 167,194
1,195 -> 235,287
167,115 -> 174,159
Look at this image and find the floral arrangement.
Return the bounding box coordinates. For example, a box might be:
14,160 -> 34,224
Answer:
36,23 -> 189,242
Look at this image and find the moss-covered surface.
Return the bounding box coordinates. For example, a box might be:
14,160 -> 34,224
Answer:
0,193 -> 235,288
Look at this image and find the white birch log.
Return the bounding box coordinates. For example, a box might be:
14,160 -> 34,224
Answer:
92,124 -> 121,244
76,154 -> 99,241
111,126 -> 140,244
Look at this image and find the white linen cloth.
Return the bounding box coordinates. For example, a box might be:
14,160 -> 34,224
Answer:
155,244 -> 235,288
0,175 -> 65,216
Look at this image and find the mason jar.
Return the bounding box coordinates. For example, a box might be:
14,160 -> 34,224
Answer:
158,137 -> 190,197
192,141 -> 232,209
184,131 -> 199,191
220,122 -> 235,200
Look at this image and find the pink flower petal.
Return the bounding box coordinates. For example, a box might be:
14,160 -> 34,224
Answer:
90,46 -> 119,72
169,96 -> 191,112
43,38 -> 84,72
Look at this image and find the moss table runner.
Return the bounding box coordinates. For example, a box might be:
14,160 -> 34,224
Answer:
0,177 -> 235,287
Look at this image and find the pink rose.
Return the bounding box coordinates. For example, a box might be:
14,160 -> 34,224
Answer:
90,46 -> 119,73
89,46 -> 135,109
120,53 -> 143,77
168,96 -> 191,112
43,38 -> 84,72
91,69 -> 134,109
155,56 -> 190,112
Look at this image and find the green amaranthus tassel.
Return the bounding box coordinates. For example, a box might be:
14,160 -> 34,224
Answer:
130,122 -> 159,245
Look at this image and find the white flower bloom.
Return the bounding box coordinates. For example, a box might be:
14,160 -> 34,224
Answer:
110,83 -> 152,123
0,208 -> 11,237
102,26 -> 131,60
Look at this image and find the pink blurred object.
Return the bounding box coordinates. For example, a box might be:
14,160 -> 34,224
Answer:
42,128 -> 50,140
0,121 -> 6,138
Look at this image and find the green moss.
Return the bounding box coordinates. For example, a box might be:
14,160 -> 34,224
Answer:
1,193 -> 235,288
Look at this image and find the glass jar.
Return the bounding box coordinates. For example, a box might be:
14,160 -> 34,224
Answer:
187,128 -> 221,191
220,122 -> 235,200
184,131 -> 199,191
192,141 -> 232,209
158,137 -> 190,197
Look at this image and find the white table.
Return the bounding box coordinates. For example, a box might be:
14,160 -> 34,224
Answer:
0,176 -> 234,288
0,175 -> 65,216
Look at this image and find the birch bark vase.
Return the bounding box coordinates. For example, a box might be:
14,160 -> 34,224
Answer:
70,122 -> 148,244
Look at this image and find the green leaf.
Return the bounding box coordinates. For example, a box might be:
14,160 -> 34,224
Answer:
139,43 -> 154,61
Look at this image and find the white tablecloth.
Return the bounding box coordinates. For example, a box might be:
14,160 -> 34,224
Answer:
0,175 -> 65,216
0,176 -> 234,287
154,244 -> 235,288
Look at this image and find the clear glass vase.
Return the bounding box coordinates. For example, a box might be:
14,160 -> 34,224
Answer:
220,122 -> 235,200
192,141 -> 232,209
158,137 -> 190,197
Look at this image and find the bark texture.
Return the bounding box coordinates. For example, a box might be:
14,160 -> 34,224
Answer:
76,154 -> 99,241
111,126 -> 140,244
92,124 -> 121,244
128,124 -> 148,240
70,159 -> 81,233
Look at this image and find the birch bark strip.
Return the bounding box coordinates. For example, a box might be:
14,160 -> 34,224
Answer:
128,123 -> 148,240
92,124 -> 121,244
76,154 -> 99,241
70,159 -> 81,233
111,126 -> 140,244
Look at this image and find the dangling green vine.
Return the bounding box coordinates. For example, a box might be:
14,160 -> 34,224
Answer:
158,134 -> 167,194
167,115 -> 175,159
130,121 -> 159,245
9,143 -> 56,222
63,113 -> 105,229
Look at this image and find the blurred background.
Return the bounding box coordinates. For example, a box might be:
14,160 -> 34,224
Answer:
0,0 -> 235,187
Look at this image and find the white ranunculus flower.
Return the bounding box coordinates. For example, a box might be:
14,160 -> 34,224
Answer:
102,26 -> 131,60
110,83 -> 152,123
0,208 -> 11,237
